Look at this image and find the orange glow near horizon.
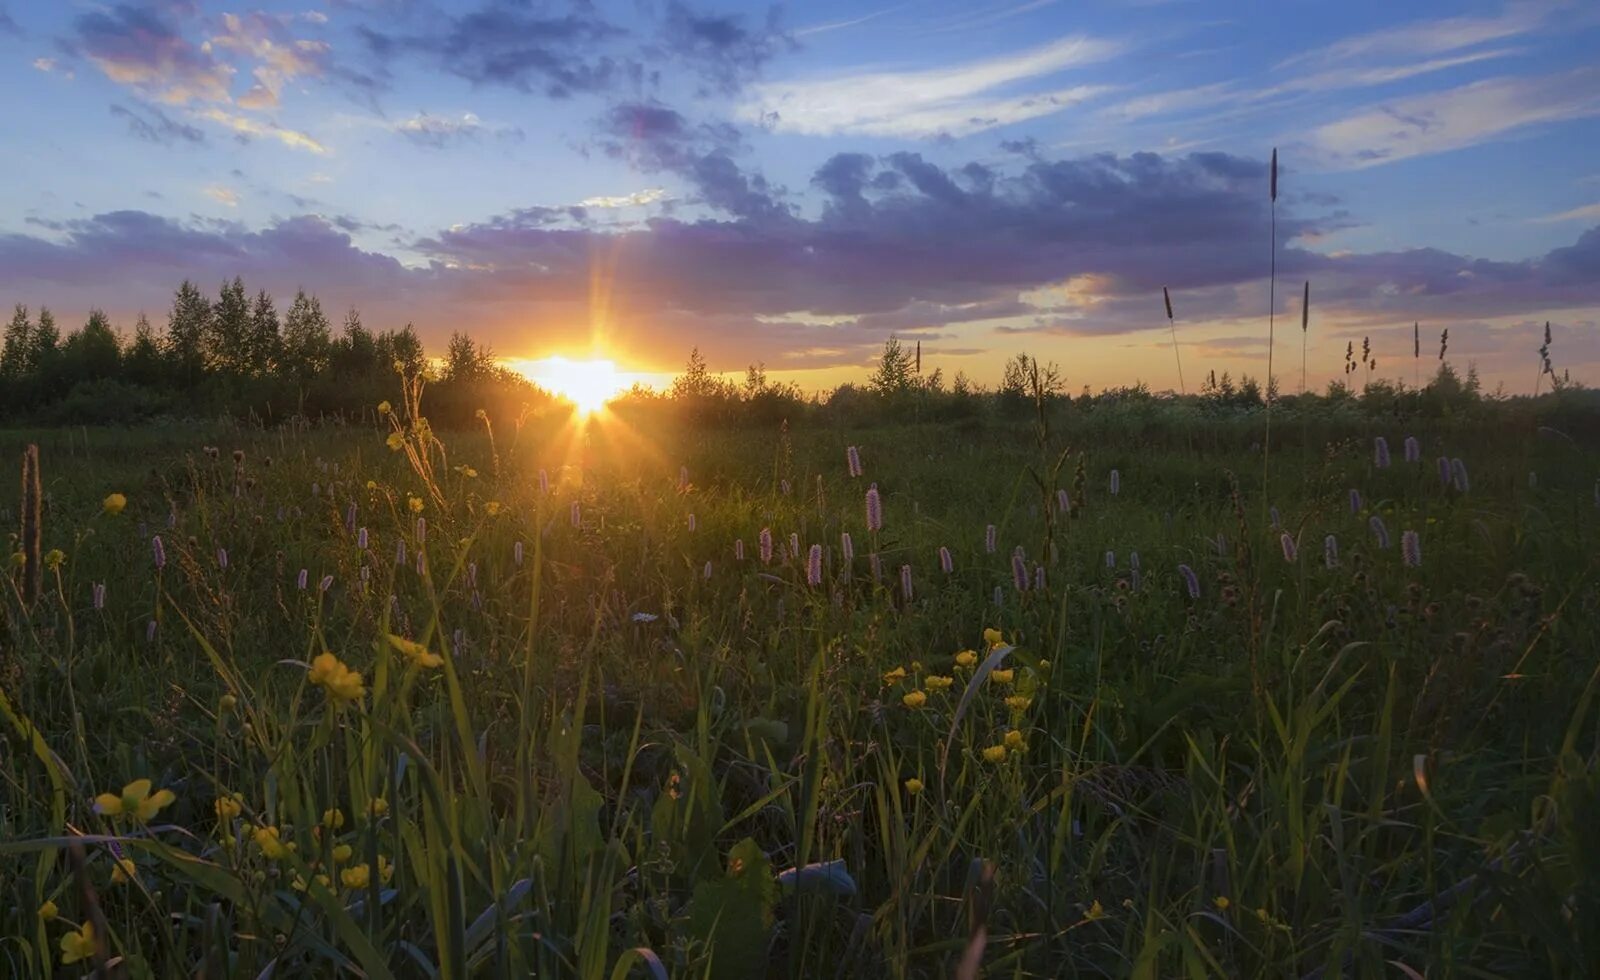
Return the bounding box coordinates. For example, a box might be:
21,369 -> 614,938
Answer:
515,356 -> 627,415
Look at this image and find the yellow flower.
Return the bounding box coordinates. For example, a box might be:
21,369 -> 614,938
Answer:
475,408 -> 488,420
103,493 -> 127,515
366,480 -> 378,491
322,807 -> 345,830
253,826 -> 293,860
407,496 -> 424,514
458,465 -> 477,478
386,432 -> 405,452
484,501 -> 502,516
1085,900 -> 1105,922
219,693 -> 237,711
1004,729 -> 1026,750
377,854 -> 395,883
93,778 -> 176,821
38,900 -> 58,921
903,778 -> 924,795
989,669 -> 1014,685
44,549 -> 66,570
1213,896 -> 1231,911
983,628 -> 1003,649
308,652 -> 365,703
60,921 -> 94,965
1037,659 -> 1050,671
954,650 -> 977,668
368,797 -> 389,819
332,843 -> 353,864
902,691 -> 927,709
982,744 -> 1007,763
1004,695 -> 1032,712
378,400 -> 392,415
882,666 -> 907,684
111,857 -> 137,884
924,675 -> 954,691
393,359 -> 406,374
214,793 -> 243,821
340,863 -> 371,889
387,633 -> 443,669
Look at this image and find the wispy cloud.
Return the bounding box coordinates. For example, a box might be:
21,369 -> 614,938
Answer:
391,111 -> 522,148
1531,202 -> 1600,223
204,184 -> 240,207
66,4 -> 234,104
1276,0 -> 1560,70
1304,67 -> 1600,169
742,34 -> 1119,138
793,3 -> 910,38
578,188 -> 670,208
194,107 -> 329,154
209,11 -> 331,110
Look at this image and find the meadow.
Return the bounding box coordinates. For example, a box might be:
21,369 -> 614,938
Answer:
3,380 -> 1599,978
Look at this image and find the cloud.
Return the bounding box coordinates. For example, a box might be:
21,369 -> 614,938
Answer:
193,107 -> 328,154
594,102 -> 785,221
65,3 -> 233,104
656,1 -> 793,95
741,34 -> 1119,138
210,11 -> 332,109
1531,202 -> 1600,223
392,111 -> 523,148
1276,0 -> 1559,71
204,184 -> 240,207
1304,68 -> 1600,169
0,3 -> 18,36
578,188 -> 671,208
111,102 -> 206,145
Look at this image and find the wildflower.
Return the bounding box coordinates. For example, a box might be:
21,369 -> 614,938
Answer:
989,669 -> 1014,685
1057,489 -> 1070,514
341,864 -> 371,889
1401,530 -> 1421,567
1011,553 -> 1028,592
308,652 -> 365,704
253,826 -> 293,860
1404,435 -> 1420,462
883,666 -> 908,684
1105,550 -> 1115,569
322,807 -> 346,830
368,798 -> 389,819
955,650 -> 978,668
1109,469 -> 1121,495
1269,506 -> 1281,530
297,568 -> 308,590
904,778 -> 924,795
1213,896 -> 1231,911
1374,436 -> 1391,468
985,523 -> 997,553
319,575 -> 334,593
1004,729 -> 1026,750
386,432 -> 405,452
1323,535 -> 1339,569
866,485 -> 883,532
38,900 -> 58,921
1437,456 -> 1452,488
1369,514 -> 1391,549
902,691 -> 927,709
840,532 -> 854,562
111,857 -> 137,884
734,539 -> 745,561
151,535 -> 166,570
807,544 -> 822,586
388,633 -> 443,669
485,501 -> 502,516
94,779 -> 175,821
146,620 -> 157,643
983,628 -> 1003,649
1085,900 -> 1106,922
992,586 -> 1003,607
687,513 -> 697,532
514,541 -> 524,566
1005,695 -> 1031,712
457,465 -> 478,479
1034,565 -> 1046,590
332,842 -> 353,864
899,564 -> 914,601
60,921 -> 95,965
925,675 -> 954,691
1450,458 -> 1470,493
378,400 -> 392,415
846,445 -> 862,478
103,493 -> 127,515
789,532 -> 800,560
1349,488 -> 1362,514
939,546 -> 953,574
408,496 -> 424,514
92,582 -> 105,610
1178,564 -> 1200,599
759,528 -> 774,564
1280,533 -> 1298,563
215,793 -> 243,820
377,855 -> 395,883
982,744 -> 1007,763
703,560 -> 713,579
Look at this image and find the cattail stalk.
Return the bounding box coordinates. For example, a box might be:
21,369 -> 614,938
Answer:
1163,286 -> 1185,395
1300,280 -> 1309,393
19,444 -> 41,605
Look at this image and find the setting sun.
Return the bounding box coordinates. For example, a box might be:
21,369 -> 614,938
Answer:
519,357 -> 626,415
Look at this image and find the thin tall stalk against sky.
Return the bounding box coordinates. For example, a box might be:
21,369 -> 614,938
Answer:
1262,147 -> 1279,531
1163,286 -> 1184,395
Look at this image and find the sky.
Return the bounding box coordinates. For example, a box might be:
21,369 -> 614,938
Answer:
1,0 -> 1597,394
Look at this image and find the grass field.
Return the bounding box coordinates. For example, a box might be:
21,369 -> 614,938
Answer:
3,390 -> 1599,978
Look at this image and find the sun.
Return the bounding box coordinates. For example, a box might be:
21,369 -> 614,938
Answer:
520,357 -> 626,416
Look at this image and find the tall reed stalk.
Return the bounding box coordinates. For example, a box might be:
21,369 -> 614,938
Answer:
1262,148 -> 1278,529
1163,286 -> 1185,395
19,444 -> 41,607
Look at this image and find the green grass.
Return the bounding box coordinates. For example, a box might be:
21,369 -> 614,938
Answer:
3,396 -> 1599,978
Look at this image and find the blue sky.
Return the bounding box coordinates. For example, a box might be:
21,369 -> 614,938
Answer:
1,0 -> 1597,391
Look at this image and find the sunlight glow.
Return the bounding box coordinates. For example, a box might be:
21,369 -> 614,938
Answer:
521,357 -> 626,415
